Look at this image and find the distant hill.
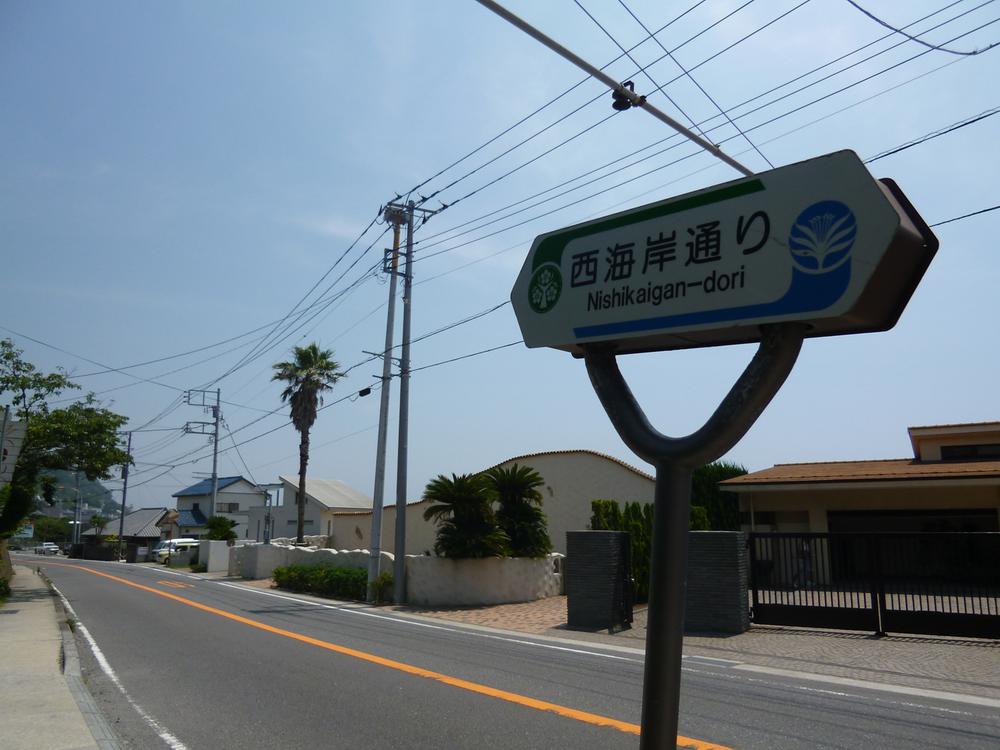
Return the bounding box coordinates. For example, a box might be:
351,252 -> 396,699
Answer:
39,469 -> 120,515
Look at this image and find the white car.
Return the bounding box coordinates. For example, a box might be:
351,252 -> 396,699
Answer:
152,539 -> 199,563
33,542 -> 60,555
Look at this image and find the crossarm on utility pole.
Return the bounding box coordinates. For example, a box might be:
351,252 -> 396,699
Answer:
473,0 -> 753,177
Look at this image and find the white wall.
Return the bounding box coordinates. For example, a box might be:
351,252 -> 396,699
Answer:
405,555 -> 562,606
227,542 -> 563,606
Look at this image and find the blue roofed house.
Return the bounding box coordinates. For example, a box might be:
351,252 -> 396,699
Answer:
172,476 -> 269,539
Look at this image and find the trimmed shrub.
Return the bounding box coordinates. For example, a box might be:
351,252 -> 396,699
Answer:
272,564 -> 374,602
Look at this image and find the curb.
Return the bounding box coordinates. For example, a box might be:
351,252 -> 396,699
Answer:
36,567 -> 125,750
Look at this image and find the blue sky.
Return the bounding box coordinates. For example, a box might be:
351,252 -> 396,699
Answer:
2,0 -> 998,510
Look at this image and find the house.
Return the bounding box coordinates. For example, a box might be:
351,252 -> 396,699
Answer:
171,476 -> 269,539
327,449 -> 657,555
81,507 -> 173,549
246,475 -> 372,541
722,421 -> 1000,533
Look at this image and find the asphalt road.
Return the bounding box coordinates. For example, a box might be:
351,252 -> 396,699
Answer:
18,555 -> 1000,750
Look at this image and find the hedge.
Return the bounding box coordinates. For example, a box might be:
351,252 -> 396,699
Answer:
272,564 -> 393,603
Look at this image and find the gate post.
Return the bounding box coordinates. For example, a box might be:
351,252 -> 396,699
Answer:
869,536 -> 887,636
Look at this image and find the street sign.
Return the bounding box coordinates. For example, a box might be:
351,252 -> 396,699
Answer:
511,150 -> 938,355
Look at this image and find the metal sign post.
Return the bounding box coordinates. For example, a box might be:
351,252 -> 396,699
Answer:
510,151 -> 938,746
583,325 -> 803,747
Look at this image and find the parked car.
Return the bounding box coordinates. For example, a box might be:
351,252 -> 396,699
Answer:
152,539 -> 199,563
33,542 -> 61,555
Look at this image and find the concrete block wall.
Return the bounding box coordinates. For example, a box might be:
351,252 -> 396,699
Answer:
685,531 -> 749,634
199,541 -> 230,573
405,555 -> 562,607
565,531 -> 630,630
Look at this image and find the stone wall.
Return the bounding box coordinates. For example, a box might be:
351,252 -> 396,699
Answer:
405,555 -> 563,607
685,531 -> 749,634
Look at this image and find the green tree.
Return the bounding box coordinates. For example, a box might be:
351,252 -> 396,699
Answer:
692,461 -> 747,530
483,464 -> 552,558
89,514 -> 108,542
33,516 -> 71,543
272,343 -> 343,544
0,341 -> 129,545
206,515 -> 238,542
422,473 -> 509,559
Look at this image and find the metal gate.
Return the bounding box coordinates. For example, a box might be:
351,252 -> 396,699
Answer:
748,532 -> 1000,639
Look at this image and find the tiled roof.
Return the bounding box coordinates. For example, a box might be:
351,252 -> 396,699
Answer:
177,508 -> 209,527
280,476 -> 372,510
82,507 -> 169,538
721,458 -> 1000,487
173,476 -> 246,497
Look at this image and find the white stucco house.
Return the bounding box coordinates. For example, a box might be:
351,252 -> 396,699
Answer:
246,475 -> 373,541
171,476 -> 269,539
328,449 -> 657,555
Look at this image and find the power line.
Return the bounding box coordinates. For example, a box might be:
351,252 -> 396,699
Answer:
410,340 -> 523,373
401,0 -> 713,202
408,12 -> 999,266
572,0 -> 708,139
615,0 -> 775,168
930,203 -> 1000,226
865,105 -> 1000,162
845,0 -> 999,55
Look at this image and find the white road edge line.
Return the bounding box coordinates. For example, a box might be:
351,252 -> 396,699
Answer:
214,582 -> 640,663
51,584 -> 189,750
732,664 -> 1000,710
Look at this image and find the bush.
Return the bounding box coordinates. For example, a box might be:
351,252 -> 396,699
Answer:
190,562 -> 207,573
272,564 -> 372,602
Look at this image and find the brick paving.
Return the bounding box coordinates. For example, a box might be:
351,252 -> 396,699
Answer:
235,577 -> 1000,700
392,594 -> 1000,699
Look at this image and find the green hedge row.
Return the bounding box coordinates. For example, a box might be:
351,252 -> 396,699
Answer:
272,564 -> 392,603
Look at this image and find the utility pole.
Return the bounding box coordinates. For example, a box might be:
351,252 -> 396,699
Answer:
117,431 -> 132,559
73,469 -> 81,545
367,205 -> 405,602
392,201 -> 415,604
184,388 -> 222,518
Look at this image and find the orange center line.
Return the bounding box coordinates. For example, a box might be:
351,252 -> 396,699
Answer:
44,561 -> 733,749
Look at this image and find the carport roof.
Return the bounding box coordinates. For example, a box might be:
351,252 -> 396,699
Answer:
721,458 -> 1000,489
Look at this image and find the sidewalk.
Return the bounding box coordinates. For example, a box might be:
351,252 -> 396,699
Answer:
0,565 -> 119,750
395,594 -> 1000,701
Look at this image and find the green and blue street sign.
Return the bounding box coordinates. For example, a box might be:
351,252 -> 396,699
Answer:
512,150 -> 938,355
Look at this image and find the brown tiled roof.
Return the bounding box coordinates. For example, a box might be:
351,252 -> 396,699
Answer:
722,458 -> 1000,486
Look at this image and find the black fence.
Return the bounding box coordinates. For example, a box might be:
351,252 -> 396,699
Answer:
749,532 -> 1000,639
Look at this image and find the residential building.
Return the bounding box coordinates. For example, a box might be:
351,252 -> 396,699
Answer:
81,507 -> 173,550
246,475 -> 372,542
723,421 -> 1000,533
171,476 -> 269,539
328,449 -> 657,555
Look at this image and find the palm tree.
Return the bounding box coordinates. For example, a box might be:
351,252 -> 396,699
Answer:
422,473 -> 508,558
272,343 -> 343,544
483,464 -> 552,558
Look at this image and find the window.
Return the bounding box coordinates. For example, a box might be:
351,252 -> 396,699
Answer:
940,443 -> 1000,461
217,502 -> 239,513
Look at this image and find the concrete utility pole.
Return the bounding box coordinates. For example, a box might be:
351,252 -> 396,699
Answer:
392,200 -> 415,605
367,206 -> 405,602
210,388 -> 220,518
184,388 -> 222,517
73,469 -> 81,545
117,431 -> 132,559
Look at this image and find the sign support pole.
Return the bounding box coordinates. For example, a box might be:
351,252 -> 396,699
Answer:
583,323 -> 805,747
